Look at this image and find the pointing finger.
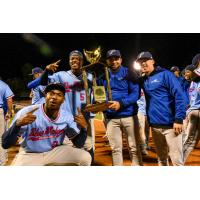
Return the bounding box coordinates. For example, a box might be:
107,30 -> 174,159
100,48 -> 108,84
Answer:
55,59 -> 61,64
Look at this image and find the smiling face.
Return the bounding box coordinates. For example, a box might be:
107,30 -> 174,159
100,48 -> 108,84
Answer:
184,70 -> 193,80
137,58 -> 155,76
69,55 -> 83,74
106,56 -> 122,71
45,89 -> 65,110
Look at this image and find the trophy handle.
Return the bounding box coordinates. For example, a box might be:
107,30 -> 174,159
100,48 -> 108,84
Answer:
104,66 -> 112,101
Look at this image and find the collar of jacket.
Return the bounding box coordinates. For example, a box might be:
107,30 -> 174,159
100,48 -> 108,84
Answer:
144,66 -> 165,78
109,65 -> 123,74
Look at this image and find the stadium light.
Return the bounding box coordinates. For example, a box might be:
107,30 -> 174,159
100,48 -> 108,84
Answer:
133,61 -> 141,70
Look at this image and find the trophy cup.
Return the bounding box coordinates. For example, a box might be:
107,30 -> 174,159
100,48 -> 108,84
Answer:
82,47 -> 112,113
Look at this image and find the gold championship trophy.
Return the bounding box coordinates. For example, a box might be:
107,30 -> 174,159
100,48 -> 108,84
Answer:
82,47 -> 112,113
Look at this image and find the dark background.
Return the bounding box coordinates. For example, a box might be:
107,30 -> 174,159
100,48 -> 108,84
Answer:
1,33 -> 199,97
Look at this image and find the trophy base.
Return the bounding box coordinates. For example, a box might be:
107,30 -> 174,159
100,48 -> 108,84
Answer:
83,102 -> 112,113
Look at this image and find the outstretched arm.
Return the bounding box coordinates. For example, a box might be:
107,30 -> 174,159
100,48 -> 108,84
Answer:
27,70 -> 48,89
27,60 -> 61,89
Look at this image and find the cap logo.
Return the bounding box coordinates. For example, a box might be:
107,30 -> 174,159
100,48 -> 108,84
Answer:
139,52 -> 145,59
109,50 -> 116,55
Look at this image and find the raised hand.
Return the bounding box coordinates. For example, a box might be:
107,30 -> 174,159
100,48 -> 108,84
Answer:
46,60 -> 61,73
74,107 -> 88,129
16,107 -> 39,127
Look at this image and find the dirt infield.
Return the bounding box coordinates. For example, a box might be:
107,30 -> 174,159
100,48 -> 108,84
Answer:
5,119 -> 200,166
94,120 -> 200,166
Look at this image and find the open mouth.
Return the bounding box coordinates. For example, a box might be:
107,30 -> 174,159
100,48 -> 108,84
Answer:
72,63 -> 79,67
49,101 -> 57,106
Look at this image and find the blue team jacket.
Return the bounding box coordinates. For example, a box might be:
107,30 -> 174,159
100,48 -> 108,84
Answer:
142,67 -> 186,127
180,78 -> 191,106
98,65 -> 140,118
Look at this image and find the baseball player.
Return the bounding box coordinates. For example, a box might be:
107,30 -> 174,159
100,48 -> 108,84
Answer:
0,79 -> 14,165
170,66 -> 181,78
179,64 -> 196,142
191,53 -> 200,70
28,67 -> 45,105
98,49 -> 142,166
183,67 -> 200,164
170,66 -> 187,93
182,64 -> 196,106
2,83 -> 91,166
27,50 -> 95,162
134,51 -> 186,166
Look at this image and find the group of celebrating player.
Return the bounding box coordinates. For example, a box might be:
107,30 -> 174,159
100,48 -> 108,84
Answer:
0,49 -> 199,166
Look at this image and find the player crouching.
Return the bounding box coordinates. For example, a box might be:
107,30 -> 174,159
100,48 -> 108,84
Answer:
2,83 -> 91,166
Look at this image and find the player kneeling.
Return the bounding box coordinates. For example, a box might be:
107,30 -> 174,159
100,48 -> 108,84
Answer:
2,83 -> 91,166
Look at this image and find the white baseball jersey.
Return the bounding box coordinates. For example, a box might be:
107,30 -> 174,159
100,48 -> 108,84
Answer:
0,80 -> 14,108
48,70 -> 93,116
187,81 -> 200,114
137,89 -> 146,115
11,104 -> 80,153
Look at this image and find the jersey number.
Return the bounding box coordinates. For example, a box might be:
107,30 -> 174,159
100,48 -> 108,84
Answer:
80,93 -> 85,101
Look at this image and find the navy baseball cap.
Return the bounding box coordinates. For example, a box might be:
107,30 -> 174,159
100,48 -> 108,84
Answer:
106,49 -> 121,59
192,53 -> 200,66
185,64 -> 196,72
44,83 -> 65,95
69,50 -> 83,59
170,66 -> 180,72
136,51 -> 153,62
29,67 -> 43,75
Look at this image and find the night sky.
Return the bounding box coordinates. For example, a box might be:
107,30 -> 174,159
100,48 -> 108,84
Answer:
1,33 -> 200,80
0,33 -> 200,98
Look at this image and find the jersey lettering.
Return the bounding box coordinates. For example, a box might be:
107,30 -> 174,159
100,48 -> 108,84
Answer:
80,92 -> 85,101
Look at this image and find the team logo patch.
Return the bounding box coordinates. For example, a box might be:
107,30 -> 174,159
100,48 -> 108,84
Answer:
151,79 -> 160,84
